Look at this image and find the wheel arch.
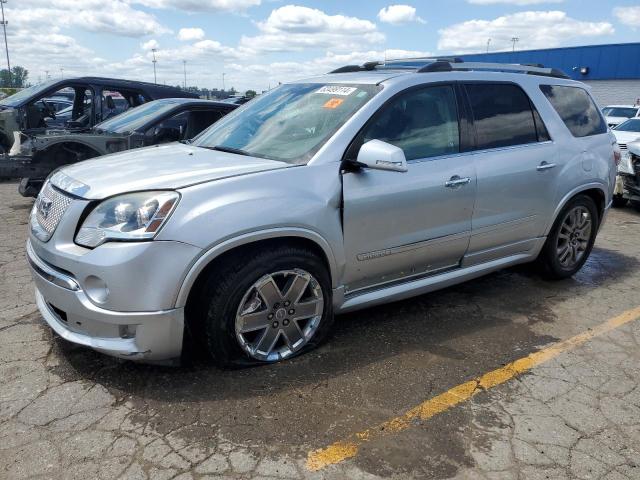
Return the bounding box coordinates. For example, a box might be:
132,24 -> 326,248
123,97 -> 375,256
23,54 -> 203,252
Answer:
176,228 -> 339,311
39,139 -> 104,159
545,183 -> 607,236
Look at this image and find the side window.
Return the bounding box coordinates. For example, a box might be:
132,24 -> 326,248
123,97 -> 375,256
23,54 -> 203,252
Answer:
69,88 -> 94,126
102,90 -> 129,120
359,85 -> 460,161
539,85 -> 607,138
465,83 -> 538,150
532,105 -> 551,142
185,110 -> 225,139
145,111 -> 189,144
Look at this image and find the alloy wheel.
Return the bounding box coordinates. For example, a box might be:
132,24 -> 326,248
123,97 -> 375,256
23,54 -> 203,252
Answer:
235,269 -> 324,362
556,206 -> 592,268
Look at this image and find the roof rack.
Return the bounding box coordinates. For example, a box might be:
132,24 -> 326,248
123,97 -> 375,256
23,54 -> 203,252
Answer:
328,58 -> 570,79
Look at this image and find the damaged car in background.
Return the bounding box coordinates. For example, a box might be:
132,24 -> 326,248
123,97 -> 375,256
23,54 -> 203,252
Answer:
0,76 -> 198,157
620,140 -> 640,210
9,98 -> 237,197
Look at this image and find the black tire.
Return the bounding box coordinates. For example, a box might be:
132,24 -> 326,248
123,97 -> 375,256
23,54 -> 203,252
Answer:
631,200 -> 640,212
537,194 -> 599,280
197,244 -> 333,368
612,194 -> 628,208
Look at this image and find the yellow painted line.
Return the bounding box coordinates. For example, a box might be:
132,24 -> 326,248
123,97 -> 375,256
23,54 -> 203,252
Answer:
306,305 -> 640,471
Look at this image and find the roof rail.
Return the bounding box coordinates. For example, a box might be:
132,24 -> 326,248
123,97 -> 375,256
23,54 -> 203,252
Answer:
328,59 -> 570,79
443,61 -> 570,79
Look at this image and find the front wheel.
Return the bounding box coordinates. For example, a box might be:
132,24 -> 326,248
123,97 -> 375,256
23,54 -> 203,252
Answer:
537,195 -> 599,279
198,245 -> 333,368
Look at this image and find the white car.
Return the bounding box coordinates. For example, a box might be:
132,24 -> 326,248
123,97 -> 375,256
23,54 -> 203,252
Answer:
612,118 -> 640,206
602,105 -> 640,128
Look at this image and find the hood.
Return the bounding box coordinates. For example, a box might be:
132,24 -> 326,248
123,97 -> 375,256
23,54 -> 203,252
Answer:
56,142 -> 291,200
612,130 -> 640,146
628,140 -> 640,156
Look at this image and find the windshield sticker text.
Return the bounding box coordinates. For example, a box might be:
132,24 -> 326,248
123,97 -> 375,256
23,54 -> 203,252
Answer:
316,86 -> 357,96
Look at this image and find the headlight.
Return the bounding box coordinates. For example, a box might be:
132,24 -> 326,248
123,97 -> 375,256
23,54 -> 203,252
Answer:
75,191 -> 179,248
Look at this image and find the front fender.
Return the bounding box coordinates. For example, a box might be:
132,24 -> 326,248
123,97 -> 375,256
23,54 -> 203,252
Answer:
174,227 -> 340,308
159,163 -> 346,307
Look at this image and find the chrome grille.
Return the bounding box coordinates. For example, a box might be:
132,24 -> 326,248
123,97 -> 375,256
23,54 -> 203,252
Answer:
34,182 -> 72,240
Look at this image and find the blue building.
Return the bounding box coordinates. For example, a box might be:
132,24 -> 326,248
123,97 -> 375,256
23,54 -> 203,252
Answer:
457,42 -> 640,106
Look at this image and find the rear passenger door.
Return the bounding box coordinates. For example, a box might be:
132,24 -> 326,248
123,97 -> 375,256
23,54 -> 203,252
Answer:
342,84 -> 476,293
462,82 -> 559,265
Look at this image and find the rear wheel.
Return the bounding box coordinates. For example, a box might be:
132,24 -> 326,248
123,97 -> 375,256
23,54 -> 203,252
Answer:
538,195 -> 598,279
631,200 -> 640,212
198,245 -> 333,368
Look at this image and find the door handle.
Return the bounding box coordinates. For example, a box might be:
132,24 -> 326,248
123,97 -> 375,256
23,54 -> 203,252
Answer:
536,161 -> 557,171
445,175 -> 471,188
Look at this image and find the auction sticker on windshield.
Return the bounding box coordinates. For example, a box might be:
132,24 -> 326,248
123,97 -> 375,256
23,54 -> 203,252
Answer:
323,98 -> 344,109
315,86 -> 357,96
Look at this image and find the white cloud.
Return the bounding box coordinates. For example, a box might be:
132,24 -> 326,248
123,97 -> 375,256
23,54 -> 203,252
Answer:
178,27 -> 206,41
613,6 -> 640,28
438,11 -> 614,52
467,0 -> 563,4
141,39 -> 160,51
130,0 -> 260,13
224,48 -> 431,90
240,5 -> 384,53
15,0 -> 169,37
378,5 -> 425,25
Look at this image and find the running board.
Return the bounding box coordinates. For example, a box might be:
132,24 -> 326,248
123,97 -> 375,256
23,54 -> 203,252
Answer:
336,252 -> 535,314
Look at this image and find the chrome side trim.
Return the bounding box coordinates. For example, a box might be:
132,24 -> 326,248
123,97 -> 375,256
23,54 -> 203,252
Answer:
26,240 -> 81,291
357,230 -> 470,261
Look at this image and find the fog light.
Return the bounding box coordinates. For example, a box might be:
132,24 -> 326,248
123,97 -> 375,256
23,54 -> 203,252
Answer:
84,275 -> 109,304
118,325 -> 137,339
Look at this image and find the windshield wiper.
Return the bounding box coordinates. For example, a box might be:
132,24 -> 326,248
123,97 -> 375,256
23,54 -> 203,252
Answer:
207,145 -> 251,156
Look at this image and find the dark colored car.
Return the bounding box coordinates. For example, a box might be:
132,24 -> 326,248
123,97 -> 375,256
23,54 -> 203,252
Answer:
8,98 -> 237,196
0,77 -> 198,153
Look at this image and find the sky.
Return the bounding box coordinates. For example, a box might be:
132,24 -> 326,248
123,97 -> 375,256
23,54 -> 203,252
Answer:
7,1 -> 640,92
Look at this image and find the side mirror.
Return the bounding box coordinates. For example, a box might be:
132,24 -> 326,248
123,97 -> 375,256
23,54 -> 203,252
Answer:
105,95 -> 116,110
356,139 -> 408,173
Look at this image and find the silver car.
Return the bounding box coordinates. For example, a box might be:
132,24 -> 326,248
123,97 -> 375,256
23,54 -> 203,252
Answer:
27,60 -> 617,366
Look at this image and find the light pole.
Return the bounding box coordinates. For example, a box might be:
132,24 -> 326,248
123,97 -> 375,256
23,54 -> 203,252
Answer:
486,38 -> 491,53
60,67 -> 64,79
151,48 -> 157,84
0,0 -> 11,87
222,72 -> 226,92
511,37 -> 519,52
44,70 -> 49,80
182,60 -> 187,89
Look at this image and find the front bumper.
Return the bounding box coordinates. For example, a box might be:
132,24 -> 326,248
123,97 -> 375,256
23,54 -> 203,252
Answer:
27,239 -> 186,362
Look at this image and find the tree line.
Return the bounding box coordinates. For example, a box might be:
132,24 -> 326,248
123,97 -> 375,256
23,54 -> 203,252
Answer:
0,66 -> 28,88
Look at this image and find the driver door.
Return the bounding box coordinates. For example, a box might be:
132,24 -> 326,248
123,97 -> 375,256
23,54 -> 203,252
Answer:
342,84 -> 476,293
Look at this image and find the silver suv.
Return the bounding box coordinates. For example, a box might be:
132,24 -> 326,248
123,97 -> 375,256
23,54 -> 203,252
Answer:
27,59 -> 618,366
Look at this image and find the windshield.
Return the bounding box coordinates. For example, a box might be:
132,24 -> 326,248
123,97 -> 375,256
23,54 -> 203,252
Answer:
95,99 -> 182,133
193,83 -> 380,164
614,118 -> 640,132
603,107 -> 639,118
0,79 -> 60,107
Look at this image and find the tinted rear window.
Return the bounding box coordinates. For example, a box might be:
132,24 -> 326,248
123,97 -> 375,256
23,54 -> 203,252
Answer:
540,85 -> 607,137
465,83 -> 538,149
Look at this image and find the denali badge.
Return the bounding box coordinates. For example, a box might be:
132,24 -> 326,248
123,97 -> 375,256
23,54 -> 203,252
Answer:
37,196 -> 53,220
